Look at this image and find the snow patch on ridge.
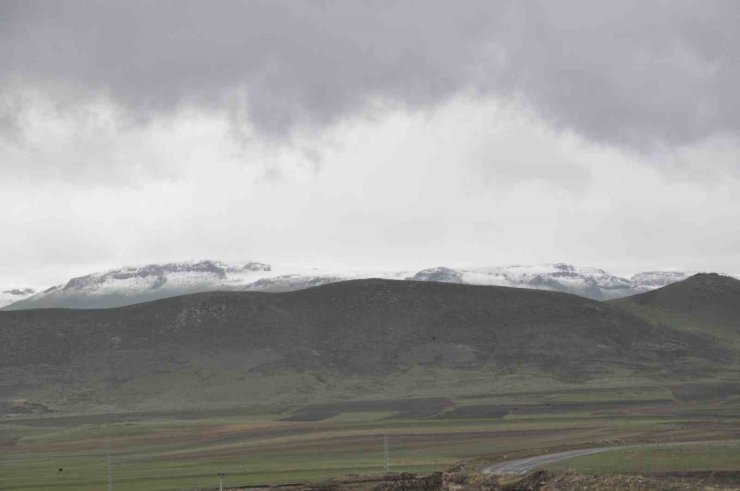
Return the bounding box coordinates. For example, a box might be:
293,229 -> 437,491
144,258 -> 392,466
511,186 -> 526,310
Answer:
1,260 -> 731,310
412,263 -> 637,299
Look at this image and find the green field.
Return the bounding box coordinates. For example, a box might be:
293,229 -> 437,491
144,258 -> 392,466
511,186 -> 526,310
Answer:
546,440 -> 740,474
3,381 -> 740,491
4,275 -> 740,489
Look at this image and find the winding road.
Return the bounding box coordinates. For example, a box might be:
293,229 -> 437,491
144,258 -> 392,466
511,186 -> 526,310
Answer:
482,446 -> 635,475
482,441 -> 707,475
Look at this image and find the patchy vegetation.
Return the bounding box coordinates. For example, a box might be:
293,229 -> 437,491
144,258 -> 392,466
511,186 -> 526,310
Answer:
195,470 -> 740,490
1,274 -> 739,490
1,278 -> 733,413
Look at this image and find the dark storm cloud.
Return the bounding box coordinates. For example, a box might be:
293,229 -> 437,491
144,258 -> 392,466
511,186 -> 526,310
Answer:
495,1 -> 740,149
1,0 -> 739,149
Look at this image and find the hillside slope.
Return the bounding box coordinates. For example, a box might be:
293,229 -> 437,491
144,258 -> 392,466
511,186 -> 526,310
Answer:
0,280 -> 727,411
612,274 -> 740,341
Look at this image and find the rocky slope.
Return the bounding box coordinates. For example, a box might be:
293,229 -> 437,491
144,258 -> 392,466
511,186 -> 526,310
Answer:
1,261 -> 716,310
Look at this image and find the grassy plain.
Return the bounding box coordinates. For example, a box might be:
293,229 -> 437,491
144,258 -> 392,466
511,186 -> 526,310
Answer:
3,381 -> 740,491
546,440 -> 740,474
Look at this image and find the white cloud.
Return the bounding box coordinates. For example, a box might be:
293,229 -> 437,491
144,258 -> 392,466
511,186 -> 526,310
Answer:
2,94 -> 739,287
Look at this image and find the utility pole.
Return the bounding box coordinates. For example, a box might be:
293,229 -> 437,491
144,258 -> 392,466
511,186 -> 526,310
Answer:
106,438 -> 113,491
383,434 -> 390,474
103,334 -> 116,491
218,472 -> 225,491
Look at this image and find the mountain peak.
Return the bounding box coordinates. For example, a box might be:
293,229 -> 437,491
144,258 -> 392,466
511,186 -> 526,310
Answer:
60,260 -> 273,292
616,272 -> 740,331
630,271 -> 694,288
627,272 -> 740,301
683,272 -> 738,284
409,267 -> 463,283
670,272 -> 740,294
3,260 -> 737,311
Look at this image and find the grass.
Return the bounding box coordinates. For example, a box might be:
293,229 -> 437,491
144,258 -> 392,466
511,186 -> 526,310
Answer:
21,364 -> 690,415
546,440 -> 740,474
613,300 -> 740,350
0,415 -> 483,490
3,383 -> 740,491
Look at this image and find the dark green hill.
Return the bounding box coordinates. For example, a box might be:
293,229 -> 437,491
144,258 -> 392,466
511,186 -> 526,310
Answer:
0,279 -> 729,412
612,273 -> 740,339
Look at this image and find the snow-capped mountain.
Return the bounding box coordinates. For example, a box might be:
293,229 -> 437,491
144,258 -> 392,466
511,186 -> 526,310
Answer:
410,263 -> 652,300
0,288 -> 36,309
1,260 -> 724,310
2,260 -> 410,310
5,261 -> 275,310
629,271 -> 695,289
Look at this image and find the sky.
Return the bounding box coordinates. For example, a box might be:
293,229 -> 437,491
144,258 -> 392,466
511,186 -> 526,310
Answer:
1,0 -> 740,287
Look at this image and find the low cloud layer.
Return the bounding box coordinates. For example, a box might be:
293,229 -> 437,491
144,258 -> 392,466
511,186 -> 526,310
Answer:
2,97 -> 739,287
2,0 -> 739,151
1,1 -> 739,286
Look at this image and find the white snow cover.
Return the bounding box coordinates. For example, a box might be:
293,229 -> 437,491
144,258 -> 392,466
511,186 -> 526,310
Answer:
412,263 -> 639,299
2,260 -> 735,310
3,260 -> 413,309
629,271 -> 695,288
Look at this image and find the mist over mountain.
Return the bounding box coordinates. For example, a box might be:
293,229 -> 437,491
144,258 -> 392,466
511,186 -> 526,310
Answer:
0,288 -> 36,309
0,260 -> 716,310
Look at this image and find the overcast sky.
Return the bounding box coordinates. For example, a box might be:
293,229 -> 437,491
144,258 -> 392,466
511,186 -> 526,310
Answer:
2,0 -> 739,287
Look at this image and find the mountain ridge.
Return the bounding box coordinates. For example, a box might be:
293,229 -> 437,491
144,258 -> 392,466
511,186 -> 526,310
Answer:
0,277 -> 729,412
613,273 -> 740,335
3,260 -> 725,310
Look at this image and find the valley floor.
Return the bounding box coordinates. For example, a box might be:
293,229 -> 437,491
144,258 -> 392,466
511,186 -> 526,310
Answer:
2,381 -> 740,491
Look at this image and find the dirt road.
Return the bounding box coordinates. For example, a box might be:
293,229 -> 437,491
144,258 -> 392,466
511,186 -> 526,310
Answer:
482,440 -> 719,475
482,446 -> 632,475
